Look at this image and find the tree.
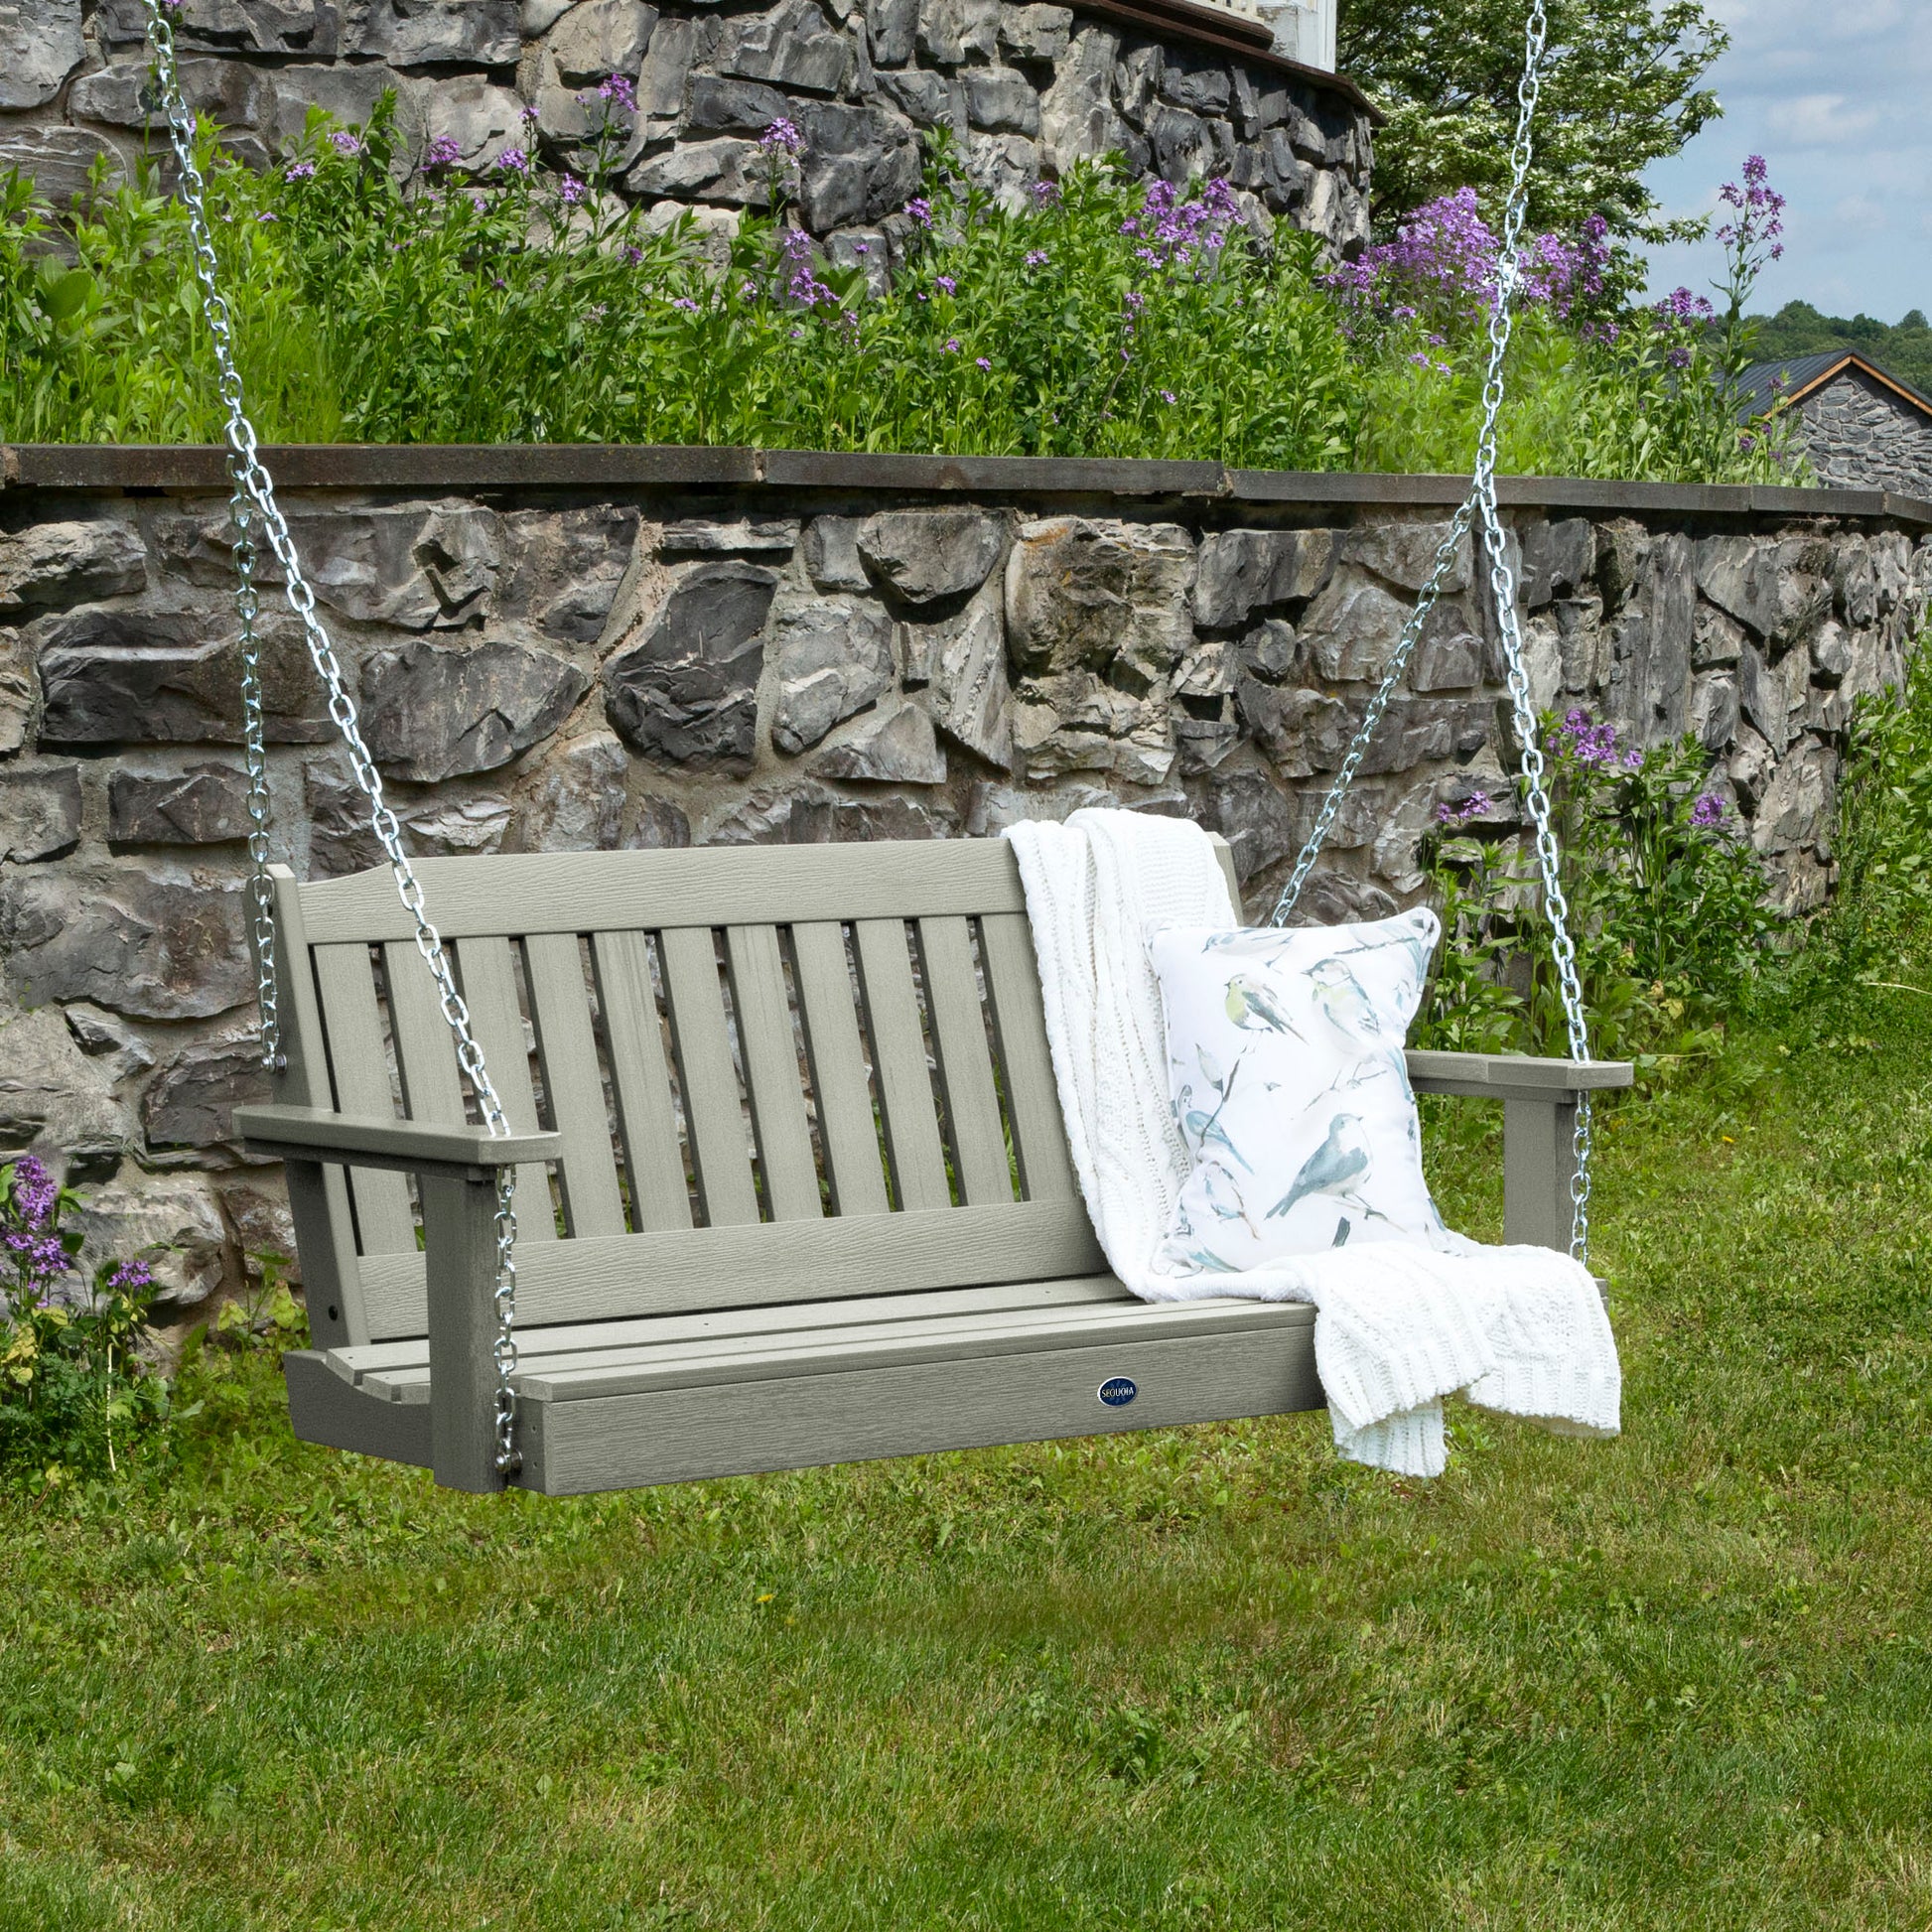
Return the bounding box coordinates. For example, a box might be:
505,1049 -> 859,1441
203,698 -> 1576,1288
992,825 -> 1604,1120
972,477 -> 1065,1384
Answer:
1338,0 -> 1727,244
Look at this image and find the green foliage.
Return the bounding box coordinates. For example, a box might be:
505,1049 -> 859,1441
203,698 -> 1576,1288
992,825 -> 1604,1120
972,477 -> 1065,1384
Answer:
0,1157 -> 176,1487
0,110 -> 1777,488
1353,304 -> 1802,484
1338,0 -> 1729,247
0,138 -> 339,445
1418,710 -> 1782,1063
1747,300 -> 1932,398
1796,636 -> 1932,998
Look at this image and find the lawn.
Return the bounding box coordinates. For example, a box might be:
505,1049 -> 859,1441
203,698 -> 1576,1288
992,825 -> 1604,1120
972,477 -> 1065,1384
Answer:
2,985 -> 1930,1930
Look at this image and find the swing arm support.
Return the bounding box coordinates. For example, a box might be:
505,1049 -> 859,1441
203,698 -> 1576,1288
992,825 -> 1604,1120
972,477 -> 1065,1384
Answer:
1405,1051 -> 1633,1252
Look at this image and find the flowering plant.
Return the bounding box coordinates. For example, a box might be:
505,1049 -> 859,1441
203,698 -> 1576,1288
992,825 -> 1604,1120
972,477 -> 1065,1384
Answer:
1,1155 -> 171,1481
1418,710 -> 1780,1061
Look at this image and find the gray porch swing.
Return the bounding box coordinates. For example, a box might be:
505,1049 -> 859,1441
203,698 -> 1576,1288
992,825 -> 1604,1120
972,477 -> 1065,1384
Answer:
139,0 -> 1631,1495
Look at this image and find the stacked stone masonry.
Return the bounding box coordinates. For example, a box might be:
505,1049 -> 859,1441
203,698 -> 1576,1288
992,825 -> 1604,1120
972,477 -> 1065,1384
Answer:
0,0 -> 1374,264
1790,369 -> 1932,501
3,454 -> 1928,1311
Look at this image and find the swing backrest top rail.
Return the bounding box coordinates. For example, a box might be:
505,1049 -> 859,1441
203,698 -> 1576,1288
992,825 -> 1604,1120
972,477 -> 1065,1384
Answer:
249,835 -> 1630,1364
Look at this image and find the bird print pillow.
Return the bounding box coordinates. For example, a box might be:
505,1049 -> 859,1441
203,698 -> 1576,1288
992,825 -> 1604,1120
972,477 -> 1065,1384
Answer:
1146,908 -> 1454,1276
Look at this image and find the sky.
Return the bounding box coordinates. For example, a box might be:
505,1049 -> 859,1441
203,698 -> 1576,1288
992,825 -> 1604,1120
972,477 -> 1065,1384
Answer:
1639,0 -> 1932,323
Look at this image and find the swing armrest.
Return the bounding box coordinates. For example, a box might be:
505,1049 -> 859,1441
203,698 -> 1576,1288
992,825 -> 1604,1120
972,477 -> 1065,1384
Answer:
1404,1050 -> 1634,1100
234,1105 -> 562,1181
1402,1052 -> 1631,1253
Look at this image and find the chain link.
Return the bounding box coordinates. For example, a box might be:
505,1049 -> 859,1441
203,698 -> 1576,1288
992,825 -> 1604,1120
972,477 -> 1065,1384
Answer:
1268,0 -> 1593,1263
144,0 -> 524,1473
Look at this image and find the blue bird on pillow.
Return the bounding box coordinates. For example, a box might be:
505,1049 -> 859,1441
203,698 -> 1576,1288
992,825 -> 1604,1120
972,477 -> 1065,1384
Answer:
1267,1113 -> 1373,1221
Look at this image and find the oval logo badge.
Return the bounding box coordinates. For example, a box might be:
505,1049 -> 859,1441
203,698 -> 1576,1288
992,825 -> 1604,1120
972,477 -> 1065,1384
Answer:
1098,1376 -> 1138,1408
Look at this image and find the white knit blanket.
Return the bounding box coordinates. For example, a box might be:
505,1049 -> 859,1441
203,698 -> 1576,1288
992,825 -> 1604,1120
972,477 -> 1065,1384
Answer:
1004,807 -> 1621,1476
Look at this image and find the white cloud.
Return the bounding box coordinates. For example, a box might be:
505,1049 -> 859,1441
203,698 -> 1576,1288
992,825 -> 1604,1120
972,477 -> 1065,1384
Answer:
1767,93 -> 1879,145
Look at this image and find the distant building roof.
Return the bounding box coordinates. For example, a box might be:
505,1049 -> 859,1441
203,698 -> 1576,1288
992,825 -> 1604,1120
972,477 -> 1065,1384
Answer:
1735,348 -> 1932,423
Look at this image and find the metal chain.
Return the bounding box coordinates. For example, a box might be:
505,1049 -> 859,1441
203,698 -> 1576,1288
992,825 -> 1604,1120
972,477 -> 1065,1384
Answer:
1269,0 -> 1594,1263
228,481 -> 282,1073
144,0 -> 525,1473
1468,0 -> 1593,1263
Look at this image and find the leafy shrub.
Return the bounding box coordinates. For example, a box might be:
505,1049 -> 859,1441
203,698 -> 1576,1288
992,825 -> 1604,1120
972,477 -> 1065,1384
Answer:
0,1156 -> 174,1486
0,98 -> 1789,486
1417,708 -> 1782,1061
1338,167 -> 1800,485
1806,633 -> 1932,983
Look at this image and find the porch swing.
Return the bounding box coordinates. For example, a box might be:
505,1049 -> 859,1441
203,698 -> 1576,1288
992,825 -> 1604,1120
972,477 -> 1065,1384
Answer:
136,0 -> 1631,1494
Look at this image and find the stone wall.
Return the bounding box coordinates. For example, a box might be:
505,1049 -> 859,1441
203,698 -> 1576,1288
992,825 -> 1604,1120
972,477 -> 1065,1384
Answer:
3,447 -> 1929,1313
0,0 -> 1374,263
1792,368 -> 1932,500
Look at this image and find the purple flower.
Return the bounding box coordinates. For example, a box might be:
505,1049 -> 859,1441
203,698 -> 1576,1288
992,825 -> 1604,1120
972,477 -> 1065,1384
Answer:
1654,286 -> 1717,333
904,197 -> 932,228
944,338 -> 961,352
777,224 -> 836,309
976,356 -> 992,370
9,1156 -> 56,1232
285,160 -> 317,180
760,117 -> 804,158
330,131 -> 363,158
255,210 -> 278,223
934,274 -> 956,296
425,134 -> 463,170
521,102 -> 540,125
496,147 -> 530,175
598,72 -> 638,113
671,296 -> 700,313
1434,788 -> 1492,828
108,1259 -> 153,1295
1024,248 -> 1049,268
1554,707 -> 1621,766
559,173 -> 587,205
1322,187 -> 1608,333
1718,155 -> 1786,267
1031,179 -> 1060,207
1691,792 -> 1726,828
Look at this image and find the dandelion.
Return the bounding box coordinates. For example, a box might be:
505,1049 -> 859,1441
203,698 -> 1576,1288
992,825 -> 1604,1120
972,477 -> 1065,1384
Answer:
425,134 -> 462,170
760,117 -> 804,158
329,131 -> 362,158
497,147 -> 530,175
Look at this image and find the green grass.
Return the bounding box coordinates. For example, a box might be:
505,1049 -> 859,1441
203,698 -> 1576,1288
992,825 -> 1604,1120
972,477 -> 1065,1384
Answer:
4,990 -> 1931,1930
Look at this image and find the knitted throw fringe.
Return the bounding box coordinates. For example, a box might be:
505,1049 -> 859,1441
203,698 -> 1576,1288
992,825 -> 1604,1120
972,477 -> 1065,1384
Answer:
1004,808 -> 1621,1477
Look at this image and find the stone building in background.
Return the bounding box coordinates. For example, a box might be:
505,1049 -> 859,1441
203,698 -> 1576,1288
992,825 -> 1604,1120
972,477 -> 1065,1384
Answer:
1737,350 -> 1932,499
0,0 -> 1375,266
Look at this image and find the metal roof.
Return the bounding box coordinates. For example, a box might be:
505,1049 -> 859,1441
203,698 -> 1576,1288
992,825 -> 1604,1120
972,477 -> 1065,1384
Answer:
1735,348 -> 1932,423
